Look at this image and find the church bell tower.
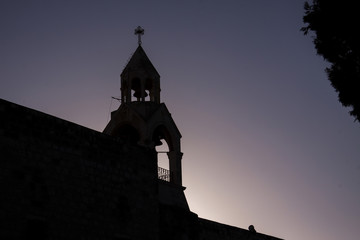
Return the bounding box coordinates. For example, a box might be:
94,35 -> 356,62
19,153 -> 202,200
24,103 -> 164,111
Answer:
103,26 -> 183,186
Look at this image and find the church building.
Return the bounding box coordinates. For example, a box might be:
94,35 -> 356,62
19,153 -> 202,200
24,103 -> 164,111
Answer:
0,27 -> 282,240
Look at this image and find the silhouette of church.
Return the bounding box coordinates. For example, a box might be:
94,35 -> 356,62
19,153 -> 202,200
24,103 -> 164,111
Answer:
0,27 -> 282,240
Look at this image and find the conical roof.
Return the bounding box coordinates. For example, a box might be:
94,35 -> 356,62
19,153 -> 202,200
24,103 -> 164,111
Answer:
121,45 -> 160,78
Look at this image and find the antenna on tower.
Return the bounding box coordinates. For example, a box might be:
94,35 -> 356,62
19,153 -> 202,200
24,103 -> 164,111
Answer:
111,96 -> 121,102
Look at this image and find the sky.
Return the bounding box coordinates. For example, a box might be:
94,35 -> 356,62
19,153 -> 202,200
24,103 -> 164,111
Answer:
1,1 -> 360,239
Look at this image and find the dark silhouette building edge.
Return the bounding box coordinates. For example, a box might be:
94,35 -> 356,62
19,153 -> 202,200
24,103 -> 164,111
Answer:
0,34 -> 283,240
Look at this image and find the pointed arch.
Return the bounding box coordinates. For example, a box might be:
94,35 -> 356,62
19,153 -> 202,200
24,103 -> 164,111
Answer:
152,124 -> 174,151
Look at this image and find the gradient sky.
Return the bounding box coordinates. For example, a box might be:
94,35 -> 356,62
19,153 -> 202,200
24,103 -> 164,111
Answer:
1,1 -> 360,240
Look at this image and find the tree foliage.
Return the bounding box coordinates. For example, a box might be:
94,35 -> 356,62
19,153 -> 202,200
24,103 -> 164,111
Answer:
302,0 -> 360,122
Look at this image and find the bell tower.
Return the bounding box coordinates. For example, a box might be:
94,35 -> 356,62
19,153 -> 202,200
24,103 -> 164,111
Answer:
103,27 -> 184,186
120,27 -> 160,104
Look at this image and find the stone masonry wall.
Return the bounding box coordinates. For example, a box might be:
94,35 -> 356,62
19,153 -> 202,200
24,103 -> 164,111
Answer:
0,99 -> 159,240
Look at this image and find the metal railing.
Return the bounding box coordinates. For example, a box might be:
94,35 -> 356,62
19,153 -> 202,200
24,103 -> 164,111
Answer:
158,167 -> 170,182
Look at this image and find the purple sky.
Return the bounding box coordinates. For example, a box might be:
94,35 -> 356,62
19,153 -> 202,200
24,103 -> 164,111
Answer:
1,1 -> 360,239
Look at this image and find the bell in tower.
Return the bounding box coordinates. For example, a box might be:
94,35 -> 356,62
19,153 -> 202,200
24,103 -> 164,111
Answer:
103,27 -> 184,187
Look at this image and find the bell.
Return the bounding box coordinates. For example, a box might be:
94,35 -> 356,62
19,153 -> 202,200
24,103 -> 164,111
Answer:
133,90 -> 148,99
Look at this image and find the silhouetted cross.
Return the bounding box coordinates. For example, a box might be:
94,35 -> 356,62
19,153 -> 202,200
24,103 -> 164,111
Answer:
134,26 -> 144,45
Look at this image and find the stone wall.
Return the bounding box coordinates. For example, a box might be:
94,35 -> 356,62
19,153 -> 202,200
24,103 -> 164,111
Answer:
0,99 -> 159,240
159,203 -> 199,240
0,98 -> 283,240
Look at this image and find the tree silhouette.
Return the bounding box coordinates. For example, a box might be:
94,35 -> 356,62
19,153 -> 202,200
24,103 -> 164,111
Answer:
301,0 -> 360,122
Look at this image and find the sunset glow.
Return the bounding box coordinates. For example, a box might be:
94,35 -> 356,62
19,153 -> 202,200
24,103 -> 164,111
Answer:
1,1 -> 359,240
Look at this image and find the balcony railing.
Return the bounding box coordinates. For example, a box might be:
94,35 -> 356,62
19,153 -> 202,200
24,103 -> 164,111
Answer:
158,167 -> 170,182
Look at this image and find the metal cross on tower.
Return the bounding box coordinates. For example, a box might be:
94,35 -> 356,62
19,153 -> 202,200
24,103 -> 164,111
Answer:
134,26 -> 144,45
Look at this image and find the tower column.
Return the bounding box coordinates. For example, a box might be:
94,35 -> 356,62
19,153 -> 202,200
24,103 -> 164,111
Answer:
167,151 -> 183,186
141,78 -> 146,101
127,81 -> 132,102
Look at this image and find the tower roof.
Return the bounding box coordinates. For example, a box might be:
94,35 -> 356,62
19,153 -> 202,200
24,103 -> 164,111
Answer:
121,45 -> 160,79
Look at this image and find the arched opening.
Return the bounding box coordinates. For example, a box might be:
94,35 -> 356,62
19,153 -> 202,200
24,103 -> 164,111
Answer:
144,89 -> 150,101
145,78 -> 153,102
153,125 -> 173,182
131,78 -> 141,102
156,139 -> 169,170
